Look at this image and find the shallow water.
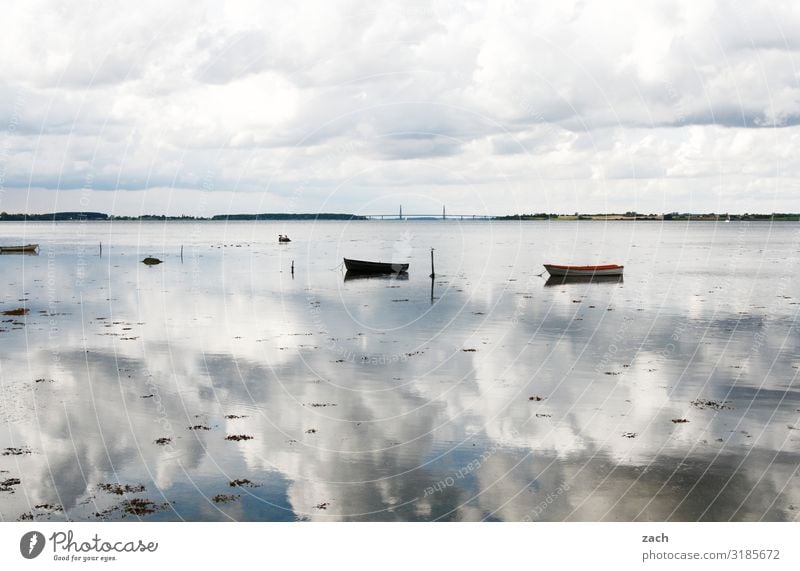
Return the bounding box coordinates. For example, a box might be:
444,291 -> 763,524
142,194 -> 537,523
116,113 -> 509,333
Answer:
1,219 -> 799,521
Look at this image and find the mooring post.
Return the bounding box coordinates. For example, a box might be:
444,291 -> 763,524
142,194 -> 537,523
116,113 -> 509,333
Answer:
291,260 -> 295,275
180,244 -> 184,262
99,242 -> 102,257
429,248 -> 435,278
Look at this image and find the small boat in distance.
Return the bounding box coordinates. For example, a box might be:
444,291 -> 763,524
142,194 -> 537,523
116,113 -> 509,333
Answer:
0,244 -> 39,253
544,263 -> 623,277
278,235 -> 291,242
344,258 -> 409,274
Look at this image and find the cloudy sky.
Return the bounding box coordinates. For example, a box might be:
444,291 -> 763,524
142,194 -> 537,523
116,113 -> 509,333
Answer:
1,0 -> 800,216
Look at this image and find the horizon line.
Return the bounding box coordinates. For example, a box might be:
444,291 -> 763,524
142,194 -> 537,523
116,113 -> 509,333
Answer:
2,210 -> 800,220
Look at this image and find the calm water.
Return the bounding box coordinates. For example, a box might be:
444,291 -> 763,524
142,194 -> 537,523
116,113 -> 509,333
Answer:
1,220 -> 799,521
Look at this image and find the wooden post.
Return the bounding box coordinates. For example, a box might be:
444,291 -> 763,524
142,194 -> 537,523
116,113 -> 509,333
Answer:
180,245 -> 184,262
99,242 -> 102,257
291,260 -> 294,275
429,248 -> 435,278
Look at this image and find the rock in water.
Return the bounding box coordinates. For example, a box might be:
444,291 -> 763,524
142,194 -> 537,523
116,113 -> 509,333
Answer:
142,257 -> 163,265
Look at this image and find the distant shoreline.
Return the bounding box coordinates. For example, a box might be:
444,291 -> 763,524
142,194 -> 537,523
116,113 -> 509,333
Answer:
0,212 -> 367,222
1,211 -> 798,222
492,213 -> 800,221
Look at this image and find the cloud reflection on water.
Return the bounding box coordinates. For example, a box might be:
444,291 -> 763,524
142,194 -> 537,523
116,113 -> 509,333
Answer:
1,221 -> 799,521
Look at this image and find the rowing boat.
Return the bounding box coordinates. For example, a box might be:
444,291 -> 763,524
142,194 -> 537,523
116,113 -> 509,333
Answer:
543,263 -> 623,277
344,258 -> 409,274
0,244 -> 39,253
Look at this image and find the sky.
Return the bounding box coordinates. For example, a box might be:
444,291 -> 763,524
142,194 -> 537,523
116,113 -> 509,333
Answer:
1,0 -> 800,216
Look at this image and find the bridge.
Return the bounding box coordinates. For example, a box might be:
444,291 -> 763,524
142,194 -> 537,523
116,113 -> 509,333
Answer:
362,206 -> 493,220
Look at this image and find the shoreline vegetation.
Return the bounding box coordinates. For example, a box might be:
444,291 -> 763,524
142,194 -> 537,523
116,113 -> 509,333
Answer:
0,212 -> 367,221
0,211 -> 798,222
492,212 -> 800,221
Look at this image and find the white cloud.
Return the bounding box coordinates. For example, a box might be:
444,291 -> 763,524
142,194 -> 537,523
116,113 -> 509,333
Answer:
2,0 -> 800,215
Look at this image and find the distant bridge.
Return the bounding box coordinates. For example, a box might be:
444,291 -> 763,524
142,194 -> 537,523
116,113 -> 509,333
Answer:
362,206 -> 493,220
363,214 -> 493,220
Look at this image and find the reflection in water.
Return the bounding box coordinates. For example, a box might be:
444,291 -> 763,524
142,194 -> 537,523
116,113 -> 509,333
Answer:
544,275 -> 624,287
343,271 -> 409,282
1,221 -> 799,521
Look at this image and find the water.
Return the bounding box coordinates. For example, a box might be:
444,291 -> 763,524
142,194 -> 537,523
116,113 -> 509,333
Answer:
1,220 -> 799,521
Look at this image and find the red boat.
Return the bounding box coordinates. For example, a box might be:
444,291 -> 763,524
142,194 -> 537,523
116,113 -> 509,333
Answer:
544,263 -> 623,277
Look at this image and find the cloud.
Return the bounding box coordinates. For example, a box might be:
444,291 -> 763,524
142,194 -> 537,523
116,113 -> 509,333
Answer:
2,0 -> 800,214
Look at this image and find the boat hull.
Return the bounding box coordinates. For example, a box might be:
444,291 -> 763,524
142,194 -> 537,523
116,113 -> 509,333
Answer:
0,244 -> 38,253
544,264 -> 623,277
344,258 -> 409,274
